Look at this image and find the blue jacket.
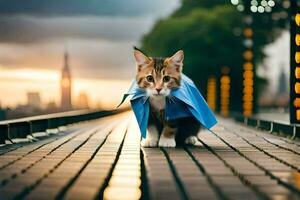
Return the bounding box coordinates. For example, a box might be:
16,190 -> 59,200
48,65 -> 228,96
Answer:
118,74 -> 217,138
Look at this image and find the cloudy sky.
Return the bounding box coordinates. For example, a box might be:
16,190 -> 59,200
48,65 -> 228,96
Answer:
0,0 -> 180,108
0,0 -> 290,109
0,0 -> 181,78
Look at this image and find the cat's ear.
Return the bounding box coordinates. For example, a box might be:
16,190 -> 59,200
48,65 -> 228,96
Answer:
166,50 -> 184,71
133,47 -> 151,70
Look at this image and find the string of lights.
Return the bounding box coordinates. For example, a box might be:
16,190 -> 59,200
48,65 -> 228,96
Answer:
230,0 -> 290,117
220,67 -> 231,117
230,0 -> 275,13
291,1 -> 300,123
242,15 -> 254,117
207,76 -> 217,112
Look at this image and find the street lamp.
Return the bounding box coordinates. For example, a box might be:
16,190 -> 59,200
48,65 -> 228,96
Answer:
232,0 -> 298,123
230,0 -> 281,117
230,1 -> 257,117
242,15 -> 255,117
220,67 -> 231,116
207,76 -> 217,111
291,2 -> 300,123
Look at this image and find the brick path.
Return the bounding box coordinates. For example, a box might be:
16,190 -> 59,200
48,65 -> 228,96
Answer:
0,111 -> 299,200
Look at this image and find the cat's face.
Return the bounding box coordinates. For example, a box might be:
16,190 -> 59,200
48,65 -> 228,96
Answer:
133,48 -> 184,97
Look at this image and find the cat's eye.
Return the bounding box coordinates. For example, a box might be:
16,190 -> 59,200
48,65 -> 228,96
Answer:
163,76 -> 171,82
146,75 -> 154,82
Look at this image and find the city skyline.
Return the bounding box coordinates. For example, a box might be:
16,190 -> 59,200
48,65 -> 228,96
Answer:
0,67 -> 131,109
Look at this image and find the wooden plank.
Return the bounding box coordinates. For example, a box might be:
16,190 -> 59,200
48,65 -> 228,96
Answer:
62,117 -> 129,200
0,114 -> 125,200
24,119 -> 123,200
102,118 -> 141,200
165,148 -> 219,200
189,136 -> 262,200
143,148 -> 182,200
208,119 -> 300,198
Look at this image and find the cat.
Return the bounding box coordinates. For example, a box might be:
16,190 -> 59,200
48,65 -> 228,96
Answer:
133,47 -> 200,147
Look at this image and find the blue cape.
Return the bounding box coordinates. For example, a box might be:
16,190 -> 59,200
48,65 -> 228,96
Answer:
118,74 -> 217,138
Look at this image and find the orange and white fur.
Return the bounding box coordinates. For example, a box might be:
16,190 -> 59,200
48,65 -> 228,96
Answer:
133,48 -> 200,147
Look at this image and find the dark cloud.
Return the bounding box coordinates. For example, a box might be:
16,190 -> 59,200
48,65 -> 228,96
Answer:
0,16 -> 154,43
0,0 -> 180,80
0,0 -> 176,17
0,0 -> 179,44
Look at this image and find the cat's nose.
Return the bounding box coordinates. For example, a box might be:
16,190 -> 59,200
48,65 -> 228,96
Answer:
156,88 -> 162,94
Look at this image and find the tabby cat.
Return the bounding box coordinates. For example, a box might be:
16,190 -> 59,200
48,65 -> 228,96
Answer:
133,47 -> 200,147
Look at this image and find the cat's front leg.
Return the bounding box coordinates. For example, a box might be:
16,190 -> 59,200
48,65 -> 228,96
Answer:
141,125 -> 159,147
158,126 -> 176,147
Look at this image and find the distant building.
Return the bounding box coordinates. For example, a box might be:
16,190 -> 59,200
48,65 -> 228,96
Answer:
277,69 -> 288,95
96,101 -> 103,110
0,101 -> 6,120
46,101 -> 57,110
276,68 -> 289,107
45,101 -> 59,113
77,92 -> 90,109
27,92 -> 41,108
61,50 -> 72,111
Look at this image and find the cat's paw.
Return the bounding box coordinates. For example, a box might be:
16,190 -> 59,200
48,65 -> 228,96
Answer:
185,136 -> 198,145
141,138 -> 158,147
158,137 -> 176,147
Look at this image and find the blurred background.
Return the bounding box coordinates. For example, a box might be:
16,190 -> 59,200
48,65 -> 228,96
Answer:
0,0 -> 291,122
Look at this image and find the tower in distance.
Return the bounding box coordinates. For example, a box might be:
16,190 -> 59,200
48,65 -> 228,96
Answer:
61,49 -> 72,111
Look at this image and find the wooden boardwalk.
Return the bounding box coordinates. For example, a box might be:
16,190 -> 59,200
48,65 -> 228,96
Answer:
0,111 -> 299,200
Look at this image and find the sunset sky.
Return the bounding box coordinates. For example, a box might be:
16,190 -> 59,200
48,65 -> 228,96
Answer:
0,0 -> 180,108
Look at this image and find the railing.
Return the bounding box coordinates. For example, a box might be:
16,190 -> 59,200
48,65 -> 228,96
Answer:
0,109 -> 125,144
231,112 -> 300,139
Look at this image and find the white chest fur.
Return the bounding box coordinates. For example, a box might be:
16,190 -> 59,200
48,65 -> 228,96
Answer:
149,96 -> 166,111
